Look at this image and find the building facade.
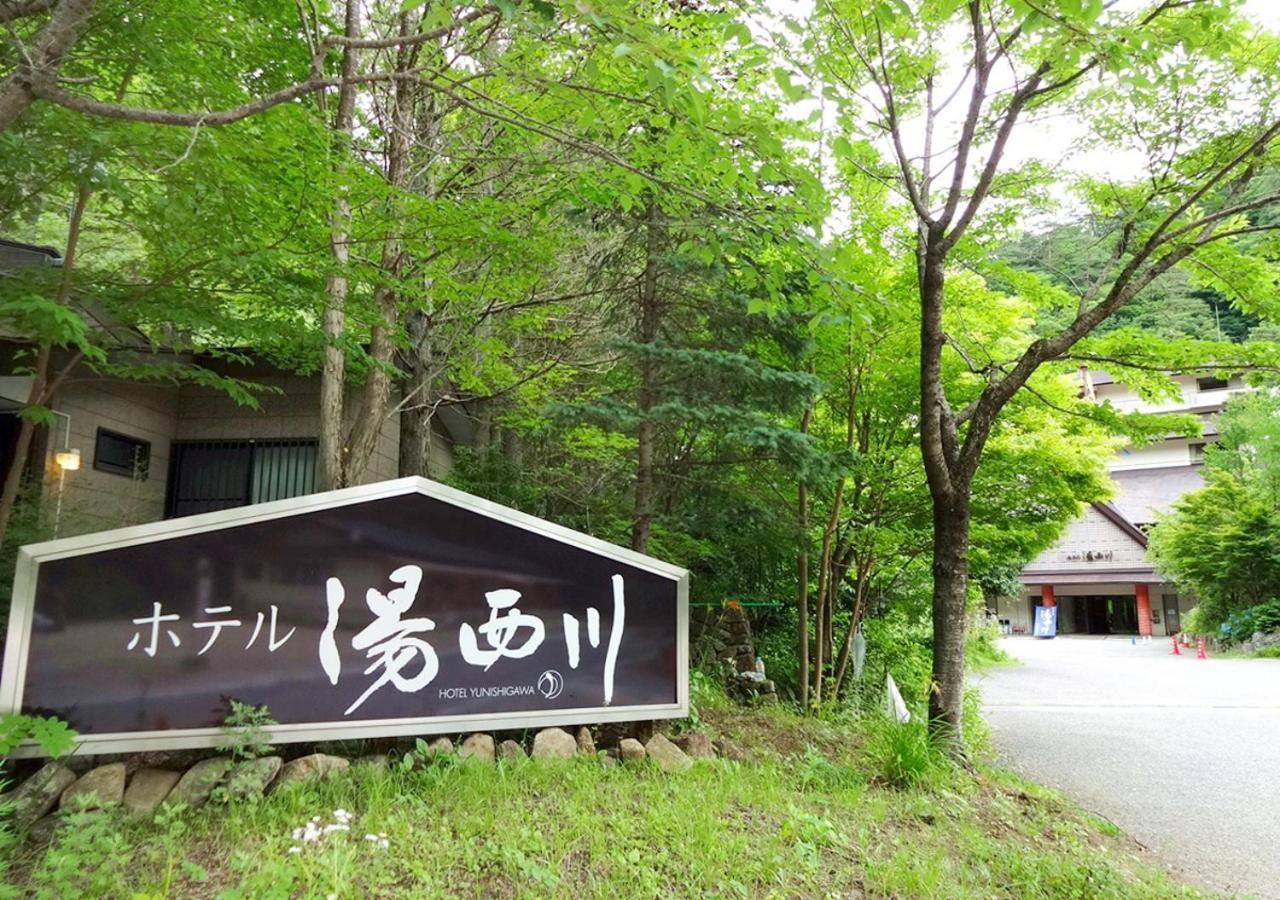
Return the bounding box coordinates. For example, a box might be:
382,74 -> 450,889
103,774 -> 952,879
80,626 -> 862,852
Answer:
0,239 -> 463,539
999,370 -> 1250,637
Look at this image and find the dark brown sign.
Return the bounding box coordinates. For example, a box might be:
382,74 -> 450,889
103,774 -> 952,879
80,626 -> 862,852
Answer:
0,479 -> 688,755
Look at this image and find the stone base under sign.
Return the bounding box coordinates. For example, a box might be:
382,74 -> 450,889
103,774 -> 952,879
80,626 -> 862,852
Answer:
4,723 -> 726,840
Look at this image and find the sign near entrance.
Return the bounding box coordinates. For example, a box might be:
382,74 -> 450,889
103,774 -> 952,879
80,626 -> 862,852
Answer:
0,478 -> 688,755
1033,605 -> 1058,638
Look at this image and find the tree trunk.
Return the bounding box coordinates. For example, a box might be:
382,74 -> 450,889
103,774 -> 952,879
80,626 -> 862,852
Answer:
0,183 -> 90,548
631,198 -> 661,554
395,79 -> 443,481
796,400 -> 813,710
810,479 -> 844,707
831,554 -> 871,695
396,308 -> 437,478
917,228 -> 973,750
0,345 -> 51,546
343,12 -> 419,486
928,495 -> 970,746
317,0 -> 360,490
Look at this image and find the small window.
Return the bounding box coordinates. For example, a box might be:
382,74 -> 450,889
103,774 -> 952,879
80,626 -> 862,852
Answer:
1196,376 -> 1228,392
93,428 -> 150,479
1189,442 -> 1207,464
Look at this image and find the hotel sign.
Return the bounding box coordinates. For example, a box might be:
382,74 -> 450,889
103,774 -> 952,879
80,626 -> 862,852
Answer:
0,478 -> 688,756
1065,549 -> 1114,562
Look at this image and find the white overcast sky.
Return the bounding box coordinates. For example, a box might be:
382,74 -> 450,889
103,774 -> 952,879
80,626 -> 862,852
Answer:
766,0 -> 1280,202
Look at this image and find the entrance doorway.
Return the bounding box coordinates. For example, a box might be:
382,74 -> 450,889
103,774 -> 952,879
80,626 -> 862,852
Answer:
1061,595 -> 1138,635
1163,594 -> 1181,635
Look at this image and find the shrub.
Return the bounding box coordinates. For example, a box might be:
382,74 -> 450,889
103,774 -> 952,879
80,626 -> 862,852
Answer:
1180,604 -> 1215,637
1213,601 -> 1280,645
1220,599 -> 1280,643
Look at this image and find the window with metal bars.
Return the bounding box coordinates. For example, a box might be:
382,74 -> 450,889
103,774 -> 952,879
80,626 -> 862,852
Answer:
164,438 -> 318,519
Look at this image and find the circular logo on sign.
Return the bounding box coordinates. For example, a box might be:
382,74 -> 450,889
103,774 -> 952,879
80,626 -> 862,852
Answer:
537,669 -> 564,700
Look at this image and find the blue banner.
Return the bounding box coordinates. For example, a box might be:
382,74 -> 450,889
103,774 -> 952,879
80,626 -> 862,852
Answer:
1033,605 -> 1058,639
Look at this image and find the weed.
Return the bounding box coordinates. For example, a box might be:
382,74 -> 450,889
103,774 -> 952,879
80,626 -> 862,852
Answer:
861,715 -> 950,789
28,802 -> 130,898
220,699 -> 276,762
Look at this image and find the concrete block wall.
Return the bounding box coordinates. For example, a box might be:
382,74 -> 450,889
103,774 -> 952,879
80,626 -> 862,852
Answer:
44,379 -> 180,536
175,375 -> 402,485
42,366 -> 440,538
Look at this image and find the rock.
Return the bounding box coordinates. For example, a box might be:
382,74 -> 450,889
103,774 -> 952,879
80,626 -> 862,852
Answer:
275,753 -> 350,788
497,739 -> 526,761
600,754 -> 618,769
459,733 -> 495,763
714,739 -> 747,762
618,738 -> 646,763
223,756 -> 282,800
27,812 -> 65,844
5,763 -> 76,829
122,768 -> 181,814
531,727 -> 577,760
60,762 -> 126,810
426,737 -> 453,756
575,726 -> 596,755
675,731 -> 715,759
169,757 -> 232,807
644,733 -> 692,773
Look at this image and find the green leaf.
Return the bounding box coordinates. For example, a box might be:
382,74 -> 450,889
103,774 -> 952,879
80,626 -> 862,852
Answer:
772,68 -> 806,102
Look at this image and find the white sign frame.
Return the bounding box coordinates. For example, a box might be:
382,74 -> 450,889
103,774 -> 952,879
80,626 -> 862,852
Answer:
0,477 -> 689,756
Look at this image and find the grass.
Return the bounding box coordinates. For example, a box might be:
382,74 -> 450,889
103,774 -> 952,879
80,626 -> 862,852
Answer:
1,698 -> 1206,899
1207,643 -> 1280,660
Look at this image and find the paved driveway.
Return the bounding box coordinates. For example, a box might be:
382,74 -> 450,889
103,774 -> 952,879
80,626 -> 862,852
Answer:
976,636 -> 1280,899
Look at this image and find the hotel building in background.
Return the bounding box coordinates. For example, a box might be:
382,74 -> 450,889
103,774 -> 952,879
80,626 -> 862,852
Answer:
997,369 -> 1250,637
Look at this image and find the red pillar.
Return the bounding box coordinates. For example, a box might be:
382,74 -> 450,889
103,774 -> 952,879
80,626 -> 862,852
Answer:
1135,583 -> 1152,636
1041,584 -> 1056,607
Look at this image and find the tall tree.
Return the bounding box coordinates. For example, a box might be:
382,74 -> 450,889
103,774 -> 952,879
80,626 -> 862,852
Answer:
807,0 -> 1280,746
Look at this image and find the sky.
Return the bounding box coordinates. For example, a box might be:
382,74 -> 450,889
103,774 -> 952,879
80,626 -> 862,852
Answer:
761,0 -> 1280,222
1007,0 -> 1280,184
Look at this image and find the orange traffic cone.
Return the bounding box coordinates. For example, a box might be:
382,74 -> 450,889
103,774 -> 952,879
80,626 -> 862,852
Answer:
1196,637 -> 1207,660
1170,636 -> 1181,655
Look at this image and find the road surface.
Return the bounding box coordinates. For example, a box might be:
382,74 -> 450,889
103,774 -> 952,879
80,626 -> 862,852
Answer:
976,636 -> 1280,899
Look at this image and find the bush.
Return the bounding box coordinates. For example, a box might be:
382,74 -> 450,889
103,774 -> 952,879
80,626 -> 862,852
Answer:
1219,598 -> 1280,643
965,614 -> 1010,669
1180,604 -> 1215,637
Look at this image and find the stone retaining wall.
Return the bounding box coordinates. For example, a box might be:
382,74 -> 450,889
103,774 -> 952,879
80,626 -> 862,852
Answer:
2,724 -> 728,842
